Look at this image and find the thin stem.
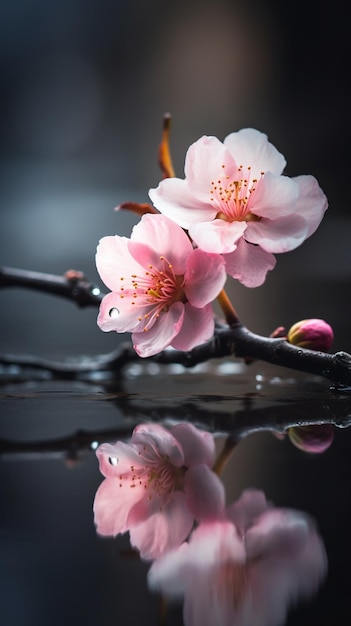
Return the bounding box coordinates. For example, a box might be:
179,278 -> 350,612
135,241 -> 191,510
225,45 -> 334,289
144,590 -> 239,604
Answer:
212,435 -> 237,475
217,288 -> 241,326
158,596 -> 168,626
158,113 -> 176,178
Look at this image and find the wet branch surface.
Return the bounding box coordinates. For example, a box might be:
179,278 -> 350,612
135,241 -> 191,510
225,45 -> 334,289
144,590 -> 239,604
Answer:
2,266 -> 351,388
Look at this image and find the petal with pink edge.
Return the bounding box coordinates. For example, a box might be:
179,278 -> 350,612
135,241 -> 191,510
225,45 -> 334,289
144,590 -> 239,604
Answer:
184,135 -> 239,199
245,509 -> 310,560
96,441 -> 144,478
184,465 -> 226,521
96,235 -> 143,292
132,301 -> 185,357
132,423 -> 185,467
189,219 -> 247,254
149,178 -> 216,229
171,422 -> 215,467
130,213 -> 193,274
245,213 -> 308,253
93,477 -> 144,536
148,542 -> 190,597
249,522 -> 327,624
129,491 -> 194,560
294,174 -> 328,237
224,239 -> 276,288
171,303 -> 214,351
97,291 -> 147,333
227,488 -> 269,531
248,172 -> 299,218
184,249 -> 226,308
224,128 -> 287,178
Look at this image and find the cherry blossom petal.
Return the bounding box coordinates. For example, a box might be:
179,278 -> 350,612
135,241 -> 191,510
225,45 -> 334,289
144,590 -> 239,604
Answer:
149,177 -> 216,229
248,172 -> 299,218
96,235 -> 144,292
170,303 -> 214,351
96,441 -> 144,478
171,423 -> 216,467
148,542 -> 190,597
129,213 -> 194,274
224,128 -> 287,178
184,465 -> 226,521
132,301 -> 185,357
224,239 -> 276,287
184,135 -> 239,198
248,526 -> 327,626
132,423 -> 185,467
129,491 -> 194,560
189,219 -> 247,254
97,291 -> 147,333
227,488 -> 270,531
245,509 -> 310,560
184,249 -> 226,307
294,174 -> 328,237
93,477 -> 145,536
127,490 -> 165,526
245,213 -> 308,253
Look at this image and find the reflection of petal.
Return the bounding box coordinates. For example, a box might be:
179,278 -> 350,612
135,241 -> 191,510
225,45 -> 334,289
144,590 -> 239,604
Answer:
148,492 -> 327,626
93,477 -> 144,536
184,465 -> 226,521
227,488 -> 269,532
132,423 -> 184,466
130,492 -> 194,561
170,422 -> 215,467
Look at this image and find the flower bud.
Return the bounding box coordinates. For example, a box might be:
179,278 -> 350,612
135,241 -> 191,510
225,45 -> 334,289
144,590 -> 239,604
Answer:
287,318 -> 333,352
288,424 -> 334,454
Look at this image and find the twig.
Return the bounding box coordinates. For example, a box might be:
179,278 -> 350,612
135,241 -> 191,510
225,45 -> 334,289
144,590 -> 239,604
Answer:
1,266 -> 351,388
0,266 -> 103,307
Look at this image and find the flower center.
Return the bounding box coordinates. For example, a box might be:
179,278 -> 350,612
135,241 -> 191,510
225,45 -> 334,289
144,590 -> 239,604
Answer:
210,163 -> 263,223
116,256 -> 186,331
110,448 -> 185,506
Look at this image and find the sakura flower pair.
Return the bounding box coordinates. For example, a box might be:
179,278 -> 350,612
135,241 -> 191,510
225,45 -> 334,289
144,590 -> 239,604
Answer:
95,128 -> 327,357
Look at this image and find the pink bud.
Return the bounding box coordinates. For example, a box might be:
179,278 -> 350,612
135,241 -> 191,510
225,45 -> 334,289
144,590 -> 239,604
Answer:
287,318 -> 334,352
288,424 -> 334,454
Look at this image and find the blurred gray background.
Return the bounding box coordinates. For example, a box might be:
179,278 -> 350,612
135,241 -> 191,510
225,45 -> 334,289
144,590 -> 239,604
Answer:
0,0 -> 350,356
1,4 -> 351,625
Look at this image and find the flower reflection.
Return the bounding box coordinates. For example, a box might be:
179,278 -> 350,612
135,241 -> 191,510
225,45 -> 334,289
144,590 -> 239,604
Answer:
148,489 -> 327,626
93,422 -> 225,560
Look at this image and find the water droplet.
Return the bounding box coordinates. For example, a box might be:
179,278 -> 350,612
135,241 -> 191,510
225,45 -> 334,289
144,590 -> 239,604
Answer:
109,307 -> 120,318
91,286 -> 101,296
109,457 -> 119,466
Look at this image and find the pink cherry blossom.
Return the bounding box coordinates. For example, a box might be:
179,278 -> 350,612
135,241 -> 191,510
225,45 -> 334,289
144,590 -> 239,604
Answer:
93,422 -> 225,561
95,213 -> 226,357
148,489 -> 327,626
149,129 -> 328,287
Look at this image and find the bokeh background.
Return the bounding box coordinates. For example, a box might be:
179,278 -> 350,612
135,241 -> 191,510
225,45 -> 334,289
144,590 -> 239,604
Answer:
1,2 -> 351,625
1,0 -> 350,356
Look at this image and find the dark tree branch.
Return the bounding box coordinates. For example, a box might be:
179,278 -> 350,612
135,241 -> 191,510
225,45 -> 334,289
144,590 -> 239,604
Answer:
0,266 -> 103,307
1,266 -> 351,388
